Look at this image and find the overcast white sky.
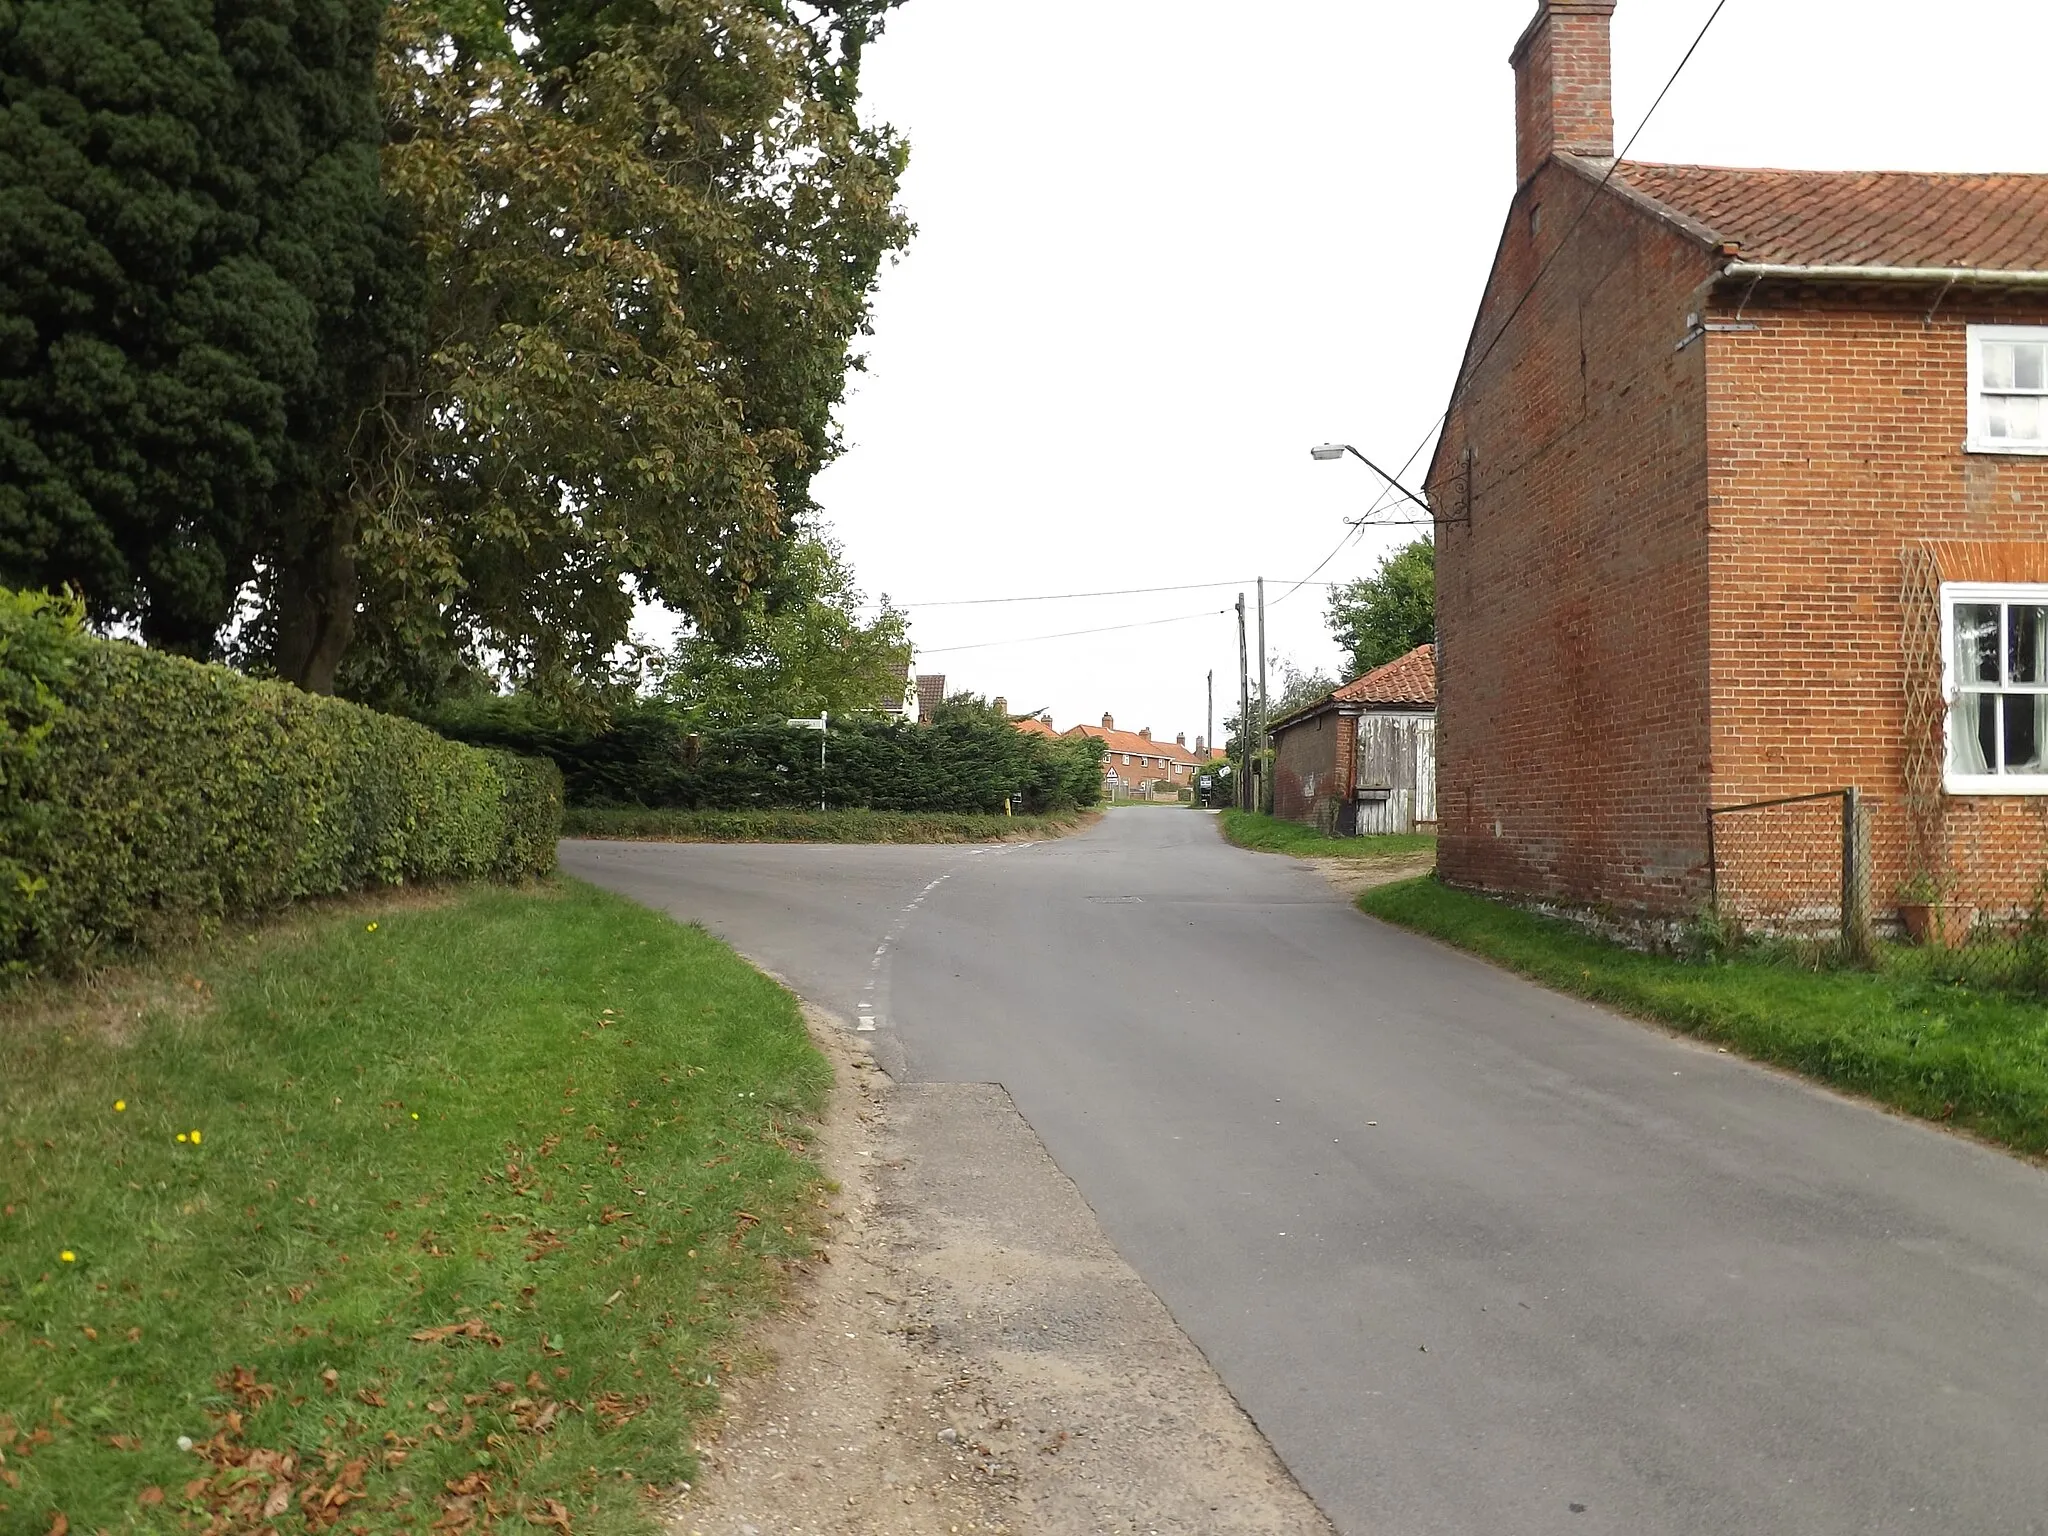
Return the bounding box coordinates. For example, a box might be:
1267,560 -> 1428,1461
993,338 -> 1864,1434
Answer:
757,1 -> 2048,743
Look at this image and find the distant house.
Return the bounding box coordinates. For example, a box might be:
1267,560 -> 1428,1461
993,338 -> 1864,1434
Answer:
1064,714 -> 1206,793
914,673 -> 946,725
1269,646 -> 1437,835
1430,0 -> 2048,924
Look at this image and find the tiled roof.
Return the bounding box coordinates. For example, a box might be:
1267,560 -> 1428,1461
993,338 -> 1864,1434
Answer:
1268,646 -> 1436,733
1012,716 -> 1058,738
1333,644 -> 1436,709
1064,723 -> 1201,766
1596,159 -> 2048,272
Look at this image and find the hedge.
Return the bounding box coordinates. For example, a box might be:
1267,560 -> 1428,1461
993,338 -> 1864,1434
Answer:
433,699 -> 1106,816
0,590 -> 562,974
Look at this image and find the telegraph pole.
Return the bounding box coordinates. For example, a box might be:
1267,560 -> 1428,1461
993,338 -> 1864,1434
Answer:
1206,669 -> 1214,758
1256,576 -> 1267,814
1235,594 -> 1251,812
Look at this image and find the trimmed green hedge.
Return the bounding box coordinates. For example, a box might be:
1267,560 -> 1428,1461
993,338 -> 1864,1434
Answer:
0,591 -> 561,973
433,699 -> 1107,815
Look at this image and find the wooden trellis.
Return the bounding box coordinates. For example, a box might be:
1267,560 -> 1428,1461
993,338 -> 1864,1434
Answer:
1898,543 -> 1947,885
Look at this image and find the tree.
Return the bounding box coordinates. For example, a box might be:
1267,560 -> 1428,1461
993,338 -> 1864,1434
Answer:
0,0 -> 411,658
309,0 -> 913,703
1327,537 -> 1434,679
655,533 -> 909,725
1269,658 -> 1337,721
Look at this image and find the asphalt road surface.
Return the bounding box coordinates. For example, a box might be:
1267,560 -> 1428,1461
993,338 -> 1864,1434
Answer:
562,810 -> 2048,1536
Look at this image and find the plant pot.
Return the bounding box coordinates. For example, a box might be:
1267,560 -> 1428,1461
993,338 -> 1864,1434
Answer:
1899,900 -> 1975,948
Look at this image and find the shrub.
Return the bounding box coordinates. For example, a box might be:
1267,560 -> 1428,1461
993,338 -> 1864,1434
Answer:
0,592 -> 561,974
433,699 -> 1107,815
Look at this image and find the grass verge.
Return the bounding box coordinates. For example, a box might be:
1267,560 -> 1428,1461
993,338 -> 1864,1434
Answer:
1217,810 -> 1435,862
1359,876 -> 2048,1156
562,806 -> 1091,843
1,880 -> 830,1533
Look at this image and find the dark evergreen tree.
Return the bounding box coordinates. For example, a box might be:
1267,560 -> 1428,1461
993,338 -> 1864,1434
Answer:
0,0 -> 412,663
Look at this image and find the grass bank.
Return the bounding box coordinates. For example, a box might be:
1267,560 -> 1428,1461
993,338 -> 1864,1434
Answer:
1360,876 -> 2048,1156
563,806 -> 1091,843
1218,810 -> 1435,862
1,881 -> 829,1532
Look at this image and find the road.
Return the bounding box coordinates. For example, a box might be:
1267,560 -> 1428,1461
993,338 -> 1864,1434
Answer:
563,810 -> 2048,1535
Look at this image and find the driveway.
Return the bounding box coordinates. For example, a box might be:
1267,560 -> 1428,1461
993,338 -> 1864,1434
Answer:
563,810 -> 2048,1536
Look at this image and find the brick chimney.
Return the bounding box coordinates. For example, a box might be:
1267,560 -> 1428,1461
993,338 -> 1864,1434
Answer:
993,696 -> 1007,717
1176,732 -> 1186,748
1139,727 -> 1151,740
1101,712 -> 1114,730
1510,0 -> 1615,186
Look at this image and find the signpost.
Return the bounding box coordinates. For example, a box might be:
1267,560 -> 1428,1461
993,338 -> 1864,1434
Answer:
786,712 -> 827,812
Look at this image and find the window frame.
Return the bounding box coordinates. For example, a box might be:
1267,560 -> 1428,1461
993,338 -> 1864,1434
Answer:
1942,580 -> 2048,794
1965,324 -> 2048,456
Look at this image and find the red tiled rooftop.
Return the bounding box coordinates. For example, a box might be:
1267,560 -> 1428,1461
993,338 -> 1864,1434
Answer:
1332,644 -> 1437,709
1591,158 -> 2048,272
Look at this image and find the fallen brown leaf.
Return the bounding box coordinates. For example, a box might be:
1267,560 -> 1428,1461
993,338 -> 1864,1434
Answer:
409,1320 -> 502,1347
526,1496 -> 572,1532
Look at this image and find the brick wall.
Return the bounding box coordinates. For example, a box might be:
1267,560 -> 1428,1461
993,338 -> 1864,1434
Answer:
1511,1 -> 1614,185
1705,296 -> 2048,915
1432,158 -> 1717,913
1272,711 -> 1347,828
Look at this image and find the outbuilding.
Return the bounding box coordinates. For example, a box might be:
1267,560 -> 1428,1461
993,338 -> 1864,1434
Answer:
1269,645 -> 1437,835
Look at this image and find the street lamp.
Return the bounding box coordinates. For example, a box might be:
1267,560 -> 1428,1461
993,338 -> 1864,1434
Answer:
1309,442 -> 1432,518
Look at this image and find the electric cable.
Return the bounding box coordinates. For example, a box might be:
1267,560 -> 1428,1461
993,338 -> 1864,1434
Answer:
917,607 -> 1228,655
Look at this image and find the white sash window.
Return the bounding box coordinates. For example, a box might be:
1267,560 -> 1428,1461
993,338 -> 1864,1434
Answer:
1945,582 -> 2048,792
1968,326 -> 2048,454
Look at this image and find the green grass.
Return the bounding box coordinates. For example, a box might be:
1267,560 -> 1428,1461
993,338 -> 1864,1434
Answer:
562,806 -> 1091,843
1360,877 -> 2048,1155
1217,810 -> 1436,862
0,881 -> 831,1534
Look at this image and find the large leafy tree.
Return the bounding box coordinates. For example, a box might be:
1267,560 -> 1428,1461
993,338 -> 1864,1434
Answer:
1327,536 -> 1434,680
655,532 -> 909,725
0,0 -> 412,657
320,0 -> 912,702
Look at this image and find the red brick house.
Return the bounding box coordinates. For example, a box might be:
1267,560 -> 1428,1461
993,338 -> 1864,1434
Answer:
1065,714 -> 1205,794
1432,0 -> 2048,922
1270,645 -> 1437,835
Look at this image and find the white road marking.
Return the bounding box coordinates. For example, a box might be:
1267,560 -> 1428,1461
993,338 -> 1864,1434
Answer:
853,842 -> 1036,1035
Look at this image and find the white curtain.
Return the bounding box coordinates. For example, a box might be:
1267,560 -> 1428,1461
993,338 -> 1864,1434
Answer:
1952,691 -> 1992,774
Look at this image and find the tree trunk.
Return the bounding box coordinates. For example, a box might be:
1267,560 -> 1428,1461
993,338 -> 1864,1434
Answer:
273,520 -> 360,695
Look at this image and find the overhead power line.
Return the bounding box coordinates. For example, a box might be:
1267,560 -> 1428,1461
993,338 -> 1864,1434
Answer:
917,607 -> 1228,656
899,578 -> 1335,609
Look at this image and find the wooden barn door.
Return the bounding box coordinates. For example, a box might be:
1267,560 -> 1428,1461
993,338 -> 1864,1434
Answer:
1354,713 -> 1436,834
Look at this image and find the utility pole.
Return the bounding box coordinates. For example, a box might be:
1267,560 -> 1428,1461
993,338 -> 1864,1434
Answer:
1235,594 -> 1251,812
1206,669 -> 1214,758
1256,576 -> 1267,815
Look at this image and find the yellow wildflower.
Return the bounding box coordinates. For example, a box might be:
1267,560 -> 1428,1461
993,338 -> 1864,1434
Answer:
189,1130 -> 202,1145
114,1100 -> 126,1112
60,1250 -> 75,1263
366,922 -> 379,933
176,1133 -> 187,1143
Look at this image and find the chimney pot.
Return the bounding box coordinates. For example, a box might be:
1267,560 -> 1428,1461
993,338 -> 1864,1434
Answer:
1510,1 -> 1615,186
1102,713 -> 1114,730
1139,726 -> 1151,740
1176,732 -> 1186,747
